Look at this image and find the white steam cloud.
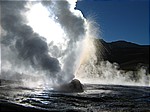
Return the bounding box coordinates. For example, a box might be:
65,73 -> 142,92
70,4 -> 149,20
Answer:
0,0 -> 87,87
0,0 -> 149,88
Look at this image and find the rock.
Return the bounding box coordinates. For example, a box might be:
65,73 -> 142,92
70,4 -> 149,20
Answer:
55,79 -> 84,93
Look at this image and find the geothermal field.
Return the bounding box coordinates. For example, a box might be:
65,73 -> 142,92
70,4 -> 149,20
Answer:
0,0 -> 149,112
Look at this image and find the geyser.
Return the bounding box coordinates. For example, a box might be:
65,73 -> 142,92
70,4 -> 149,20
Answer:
0,0 -> 149,89
0,0 -> 88,87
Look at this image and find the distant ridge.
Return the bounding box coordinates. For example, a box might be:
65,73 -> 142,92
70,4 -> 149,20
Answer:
94,39 -> 149,73
110,40 -> 141,48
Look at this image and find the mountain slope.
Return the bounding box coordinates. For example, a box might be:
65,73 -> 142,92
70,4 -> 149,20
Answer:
94,39 -> 149,73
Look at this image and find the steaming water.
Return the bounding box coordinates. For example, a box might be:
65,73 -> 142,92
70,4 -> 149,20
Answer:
0,0 -> 150,111
1,0 -> 149,87
0,80 -> 150,112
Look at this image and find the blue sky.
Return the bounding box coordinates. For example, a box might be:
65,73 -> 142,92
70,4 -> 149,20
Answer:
76,0 -> 149,45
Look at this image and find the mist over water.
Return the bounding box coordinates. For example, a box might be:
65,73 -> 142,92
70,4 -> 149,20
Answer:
75,21 -> 149,86
0,0 -> 149,88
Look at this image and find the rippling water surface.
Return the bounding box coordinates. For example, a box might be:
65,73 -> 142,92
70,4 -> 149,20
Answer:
0,80 -> 150,112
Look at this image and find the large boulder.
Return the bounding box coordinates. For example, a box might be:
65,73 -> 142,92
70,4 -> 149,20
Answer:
55,79 -> 84,93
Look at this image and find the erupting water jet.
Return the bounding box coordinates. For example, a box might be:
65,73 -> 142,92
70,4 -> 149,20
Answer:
0,0 -> 88,89
0,0 -> 149,92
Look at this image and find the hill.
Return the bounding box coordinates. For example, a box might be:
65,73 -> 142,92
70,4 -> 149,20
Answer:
94,39 -> 149,73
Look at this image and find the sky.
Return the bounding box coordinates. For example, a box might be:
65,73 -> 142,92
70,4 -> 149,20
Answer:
76,0 -> 149,45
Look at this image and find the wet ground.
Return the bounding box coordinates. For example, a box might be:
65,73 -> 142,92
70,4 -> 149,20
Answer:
0,79 -> 150,112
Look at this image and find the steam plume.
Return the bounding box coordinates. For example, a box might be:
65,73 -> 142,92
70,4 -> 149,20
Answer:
0,0 -> 86,85
1,0 -> 148,87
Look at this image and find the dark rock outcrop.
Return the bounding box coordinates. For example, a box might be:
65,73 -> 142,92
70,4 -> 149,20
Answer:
55,79 -> 84,93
